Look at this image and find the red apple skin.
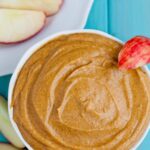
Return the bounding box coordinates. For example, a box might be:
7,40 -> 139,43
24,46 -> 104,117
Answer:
0,18 -> 46,45
118,36 -> 150,70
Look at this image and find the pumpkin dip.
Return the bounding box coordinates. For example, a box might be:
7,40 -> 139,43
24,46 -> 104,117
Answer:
12,33 -> 150,150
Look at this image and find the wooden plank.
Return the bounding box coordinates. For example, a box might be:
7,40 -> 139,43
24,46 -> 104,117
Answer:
108,0 -> 150,41
85,0 -> 108,32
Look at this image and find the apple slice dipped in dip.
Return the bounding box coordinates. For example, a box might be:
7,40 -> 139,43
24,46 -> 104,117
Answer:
0,0 -> 63,16
118,36 -> 150,70
0,9 -> 46,44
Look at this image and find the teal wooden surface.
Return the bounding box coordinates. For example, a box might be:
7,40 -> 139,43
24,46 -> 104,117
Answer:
0,134 -> 8,143
108,0 -> 150,41
86,0 -> 108,32
0,0 -> 150,149
0,74 -> 11,143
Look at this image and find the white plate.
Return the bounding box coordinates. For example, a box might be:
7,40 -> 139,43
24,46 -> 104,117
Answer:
0,0 -> 94,76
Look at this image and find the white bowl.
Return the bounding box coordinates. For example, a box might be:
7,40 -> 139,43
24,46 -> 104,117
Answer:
8,29 -> 150,150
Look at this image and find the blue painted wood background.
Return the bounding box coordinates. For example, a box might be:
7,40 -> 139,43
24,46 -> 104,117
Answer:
0,0 -> 150,149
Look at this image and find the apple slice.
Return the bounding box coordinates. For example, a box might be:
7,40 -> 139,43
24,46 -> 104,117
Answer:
0,0 -> 63,16
0,143 -> 20,150
118,36 -> 150,70
0,9 -> 46,44
0,96 -> 24,148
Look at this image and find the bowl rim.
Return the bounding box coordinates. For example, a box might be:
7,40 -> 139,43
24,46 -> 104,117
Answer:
8,29 -> 150,150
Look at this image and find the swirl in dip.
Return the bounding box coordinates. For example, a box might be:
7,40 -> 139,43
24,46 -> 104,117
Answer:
12,33 -> 150,150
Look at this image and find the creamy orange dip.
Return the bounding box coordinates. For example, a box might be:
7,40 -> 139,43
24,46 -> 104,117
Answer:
12,33 -> 150,150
